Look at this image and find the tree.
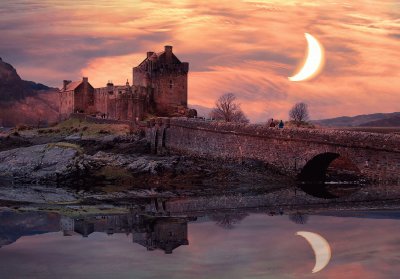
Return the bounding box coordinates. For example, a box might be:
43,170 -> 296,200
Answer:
289,212 -> 309,225
210,93 -> 249,123
289,102 -> 309,124
210,212 -> 249,230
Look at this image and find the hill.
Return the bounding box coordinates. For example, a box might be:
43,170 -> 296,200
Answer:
359,114 -> 400,127
313,112 -> 400,127
0,57 -> 59,127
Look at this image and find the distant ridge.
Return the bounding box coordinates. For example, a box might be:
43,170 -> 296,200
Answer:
0,57 -> 59,127
313,112 -> 400,127
0,57 -> 55,103
359,114 -> 400,127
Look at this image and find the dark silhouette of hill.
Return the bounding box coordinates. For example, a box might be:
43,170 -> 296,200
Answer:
0,211 -> 60,248
359,114 -> 400,127
313,112 -> 400,127
24,80 -> 51,91
0,57 -> 59,127
0,57 -> 34,102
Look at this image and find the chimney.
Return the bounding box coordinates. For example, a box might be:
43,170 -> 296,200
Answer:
82,77 -> 88,83
63,80 -> 71,90
147,51 -> 154,58
107,80 -> 114,93
164,45 -> 173,53
165,45 -> 173,63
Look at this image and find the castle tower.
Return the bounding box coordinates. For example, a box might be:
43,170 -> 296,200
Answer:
132,45 -> 189,116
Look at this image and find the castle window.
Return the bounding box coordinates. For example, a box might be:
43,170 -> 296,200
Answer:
169,80 -> 173,89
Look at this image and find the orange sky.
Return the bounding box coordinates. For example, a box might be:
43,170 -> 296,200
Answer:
1,0 -> 399,121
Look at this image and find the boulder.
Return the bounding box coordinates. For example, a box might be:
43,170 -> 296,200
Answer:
0,143 -> 80,183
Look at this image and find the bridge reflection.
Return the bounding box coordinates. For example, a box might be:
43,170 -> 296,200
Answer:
2,185 -> 400,252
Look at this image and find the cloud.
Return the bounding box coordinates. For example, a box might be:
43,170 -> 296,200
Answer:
0,0 -> 399,121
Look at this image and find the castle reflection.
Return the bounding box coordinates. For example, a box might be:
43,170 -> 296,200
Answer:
60,214 -> 196,254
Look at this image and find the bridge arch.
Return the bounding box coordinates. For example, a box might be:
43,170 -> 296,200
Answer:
299,152 -> 340,182
298,152 -> 363,199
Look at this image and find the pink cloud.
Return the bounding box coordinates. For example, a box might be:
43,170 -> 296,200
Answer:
1,0 -> 399,121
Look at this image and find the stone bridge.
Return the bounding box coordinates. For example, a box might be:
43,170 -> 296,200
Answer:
146,118 -> 400,185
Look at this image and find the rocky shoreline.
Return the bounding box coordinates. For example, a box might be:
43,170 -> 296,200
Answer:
0,131 -> 294,205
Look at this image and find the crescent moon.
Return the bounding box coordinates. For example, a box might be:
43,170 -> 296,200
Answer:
289,33 -> 325,81
296,231 -> 331,273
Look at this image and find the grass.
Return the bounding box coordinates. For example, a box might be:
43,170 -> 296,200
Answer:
91,166 -> 135,193
36,118 -> 133,137
46,142 -> 84,154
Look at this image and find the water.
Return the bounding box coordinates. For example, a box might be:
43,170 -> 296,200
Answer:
0,208 -> 399,278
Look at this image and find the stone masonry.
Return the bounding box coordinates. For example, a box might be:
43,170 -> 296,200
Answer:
59,46 -> 191,121
147,118 -> 400,185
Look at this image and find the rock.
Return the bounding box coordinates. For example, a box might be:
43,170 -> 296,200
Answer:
87,151 -> 177,175
100,135 -> 118,143
64,133 -> 81,140
127,157 -> 176,174
0,143 -> 80,183
0,185 -> 78,203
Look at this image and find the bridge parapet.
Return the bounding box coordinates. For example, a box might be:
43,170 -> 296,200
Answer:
146,118 -> 400,185
168,118 -> 400,152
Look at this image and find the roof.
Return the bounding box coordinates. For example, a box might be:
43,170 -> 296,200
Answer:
137,50 -> 182,67
61,80 -> 82,92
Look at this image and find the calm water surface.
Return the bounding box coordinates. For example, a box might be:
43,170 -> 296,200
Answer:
1,209 -> 399,278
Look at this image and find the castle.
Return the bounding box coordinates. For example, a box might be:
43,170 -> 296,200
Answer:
59,46 -> 193,121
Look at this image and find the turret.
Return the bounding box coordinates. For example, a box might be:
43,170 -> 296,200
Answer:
63,80 -> 72,90
106,80 -> 114,93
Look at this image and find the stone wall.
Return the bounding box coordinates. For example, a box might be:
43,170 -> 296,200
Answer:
73,82 -> 95,114
147,118 -> 400,184
152,67 -> 188,114
59,90 -> 74,120
69,113 -> 134,127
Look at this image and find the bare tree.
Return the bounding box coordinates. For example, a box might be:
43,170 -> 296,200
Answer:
210,212 -> 249,230
289,102 -> 309,124
210,93 -> 249,123
289,212 -> 309,225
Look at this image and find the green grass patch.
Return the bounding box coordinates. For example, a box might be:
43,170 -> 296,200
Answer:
46,142 -> 84,154
36,118 -> 133,137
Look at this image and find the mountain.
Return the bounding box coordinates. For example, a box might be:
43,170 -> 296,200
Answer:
313,112 -> 400,127
0,57 -> 34,102
0,57 -> 59,127
359,114 -> 400,127
0,210 -> 60,248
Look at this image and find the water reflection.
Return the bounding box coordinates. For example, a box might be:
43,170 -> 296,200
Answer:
296,231 -> 332,273
289,212 -> 309,225
298,182 -> 363,199
210,212 -> 248,230
60,214 -> 194,254
1,205 -> 400,278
